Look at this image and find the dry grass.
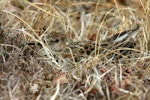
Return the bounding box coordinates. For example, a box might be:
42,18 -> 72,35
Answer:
0,0 -> 150,100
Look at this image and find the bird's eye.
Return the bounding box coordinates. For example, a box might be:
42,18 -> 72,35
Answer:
55,39 -> 59,43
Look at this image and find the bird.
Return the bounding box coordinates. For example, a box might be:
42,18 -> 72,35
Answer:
27,25 -> 140,62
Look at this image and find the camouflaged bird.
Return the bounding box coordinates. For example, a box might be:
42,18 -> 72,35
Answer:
28,26 -> 140,61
